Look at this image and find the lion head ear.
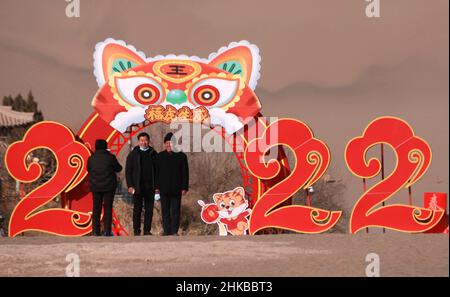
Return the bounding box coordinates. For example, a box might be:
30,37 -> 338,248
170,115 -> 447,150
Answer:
93,38 -> 147,87
212,194 -> 221,204
208,41 -> 261,91
232,187 -> 245,198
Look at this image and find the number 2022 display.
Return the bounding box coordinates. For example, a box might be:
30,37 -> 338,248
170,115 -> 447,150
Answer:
4,39 -> 446,237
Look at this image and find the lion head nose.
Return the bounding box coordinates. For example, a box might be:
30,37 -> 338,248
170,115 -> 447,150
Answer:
166,89 -> 187,104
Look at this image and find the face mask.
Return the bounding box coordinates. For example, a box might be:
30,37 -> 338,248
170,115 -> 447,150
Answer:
139,146 -> 150,152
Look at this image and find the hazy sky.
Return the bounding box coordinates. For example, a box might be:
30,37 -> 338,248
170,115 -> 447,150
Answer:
0,0 -> 448,208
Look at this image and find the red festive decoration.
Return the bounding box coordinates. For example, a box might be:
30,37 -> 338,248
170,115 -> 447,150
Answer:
345,117 -> 445,233
5,122 -> 92,237
423,193 -> 448,234
244,119 -> 341,234
4,39 -> 446,238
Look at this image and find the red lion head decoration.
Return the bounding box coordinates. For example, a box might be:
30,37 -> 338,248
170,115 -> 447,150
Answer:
92,38 -> 262,134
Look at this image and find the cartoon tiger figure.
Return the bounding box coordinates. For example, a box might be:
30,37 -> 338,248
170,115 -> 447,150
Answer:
198,187 -> 251,235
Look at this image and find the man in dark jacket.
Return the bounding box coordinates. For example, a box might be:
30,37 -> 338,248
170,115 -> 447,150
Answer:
126,132 -> 158,236
156,133 -> 189,236
87,139 -> 122,236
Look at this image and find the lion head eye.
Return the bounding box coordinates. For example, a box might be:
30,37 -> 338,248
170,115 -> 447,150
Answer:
230,200 -> 236,207
189,77 -> 240,108
134,84 -> 160,104
219,202 -> 226,209
114,75 -> 165,107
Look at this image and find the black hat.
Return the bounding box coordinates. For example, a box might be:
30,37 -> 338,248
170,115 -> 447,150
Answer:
164,132 -> 174,143
95,139 -> 107,150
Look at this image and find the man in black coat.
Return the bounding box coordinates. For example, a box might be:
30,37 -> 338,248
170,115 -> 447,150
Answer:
126,132 -> 158,236
87,139 -> 122,236
156,132 -> 189,236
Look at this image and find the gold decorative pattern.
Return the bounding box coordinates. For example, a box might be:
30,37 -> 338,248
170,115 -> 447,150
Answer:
152,60 -> 202,83
145,104 -> 210,124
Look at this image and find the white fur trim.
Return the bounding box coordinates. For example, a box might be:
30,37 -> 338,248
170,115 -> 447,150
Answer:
207,40 -> 261,90
93,38 -> 148,87
146,54 -> 209,64
209,108 -> 244,135
109,106 -> 146,133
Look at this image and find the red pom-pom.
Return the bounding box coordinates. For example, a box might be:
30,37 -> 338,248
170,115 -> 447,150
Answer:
201,204 -> 219,223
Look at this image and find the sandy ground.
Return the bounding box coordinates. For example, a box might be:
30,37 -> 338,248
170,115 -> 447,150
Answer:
0,234 -> 448,277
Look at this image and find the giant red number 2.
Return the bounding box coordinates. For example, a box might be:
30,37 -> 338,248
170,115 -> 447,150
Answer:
245,119 -> 342,234
5,121 -> 92,237
345,117 -> 445,233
